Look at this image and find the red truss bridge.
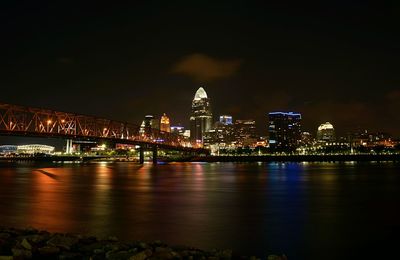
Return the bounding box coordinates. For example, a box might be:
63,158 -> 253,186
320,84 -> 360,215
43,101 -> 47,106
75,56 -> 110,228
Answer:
0,102 -> 208,159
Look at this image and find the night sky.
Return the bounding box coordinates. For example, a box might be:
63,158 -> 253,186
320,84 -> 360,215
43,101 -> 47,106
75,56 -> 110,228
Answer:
1,1 -> 399,138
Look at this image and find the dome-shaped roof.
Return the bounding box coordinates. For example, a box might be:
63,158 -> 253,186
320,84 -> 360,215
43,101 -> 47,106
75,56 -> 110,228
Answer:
194,87 -> 208,100
318,122 -> 334,131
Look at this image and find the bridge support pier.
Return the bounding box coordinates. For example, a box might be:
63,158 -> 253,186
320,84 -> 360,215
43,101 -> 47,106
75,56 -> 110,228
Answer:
65,139 -> 73,154
152,146 -> 158,165
139,146 -> 144,164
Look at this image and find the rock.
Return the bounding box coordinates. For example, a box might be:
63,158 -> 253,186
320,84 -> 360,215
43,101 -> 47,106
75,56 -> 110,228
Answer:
79,235 -> 98,245
38,246 -> 60,256
94,248 -> 105,254
12,248 -> 32,258
153,240 -> 164,246
152,246 -> 174,259
267,255 -> 287,260
106,250 -> 135,260
92,253 -> 107,260
21,238 -> 32,250
0,234 -> 11,240
137,242 -> 148,250
0,238 -> 13,255
59,252 -> 83,259
108,236 -> 118,242
215,249 -> 232,259
128,248 -> 138,254
24,227 -> 38,235
77,242 -> 104,253
104,245 -> 118,252
128,249 -> 152,260
25,234 -> 48,244
47,234 -> 79,250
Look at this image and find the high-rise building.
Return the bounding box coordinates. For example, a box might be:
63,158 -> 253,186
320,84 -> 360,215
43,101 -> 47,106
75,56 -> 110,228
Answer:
160,113 -> 171,133
171,125 -> 185,136
268,112 -> 302,152
234,119 -> 258,147
139,115 -> 159,137
219,115 -> 233,125
317,122 -> 335,142
190,87 -> 213,142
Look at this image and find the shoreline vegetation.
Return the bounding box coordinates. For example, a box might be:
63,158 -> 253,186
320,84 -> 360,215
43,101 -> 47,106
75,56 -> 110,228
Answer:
0,227 -> 287,259
0,153 -> 399,163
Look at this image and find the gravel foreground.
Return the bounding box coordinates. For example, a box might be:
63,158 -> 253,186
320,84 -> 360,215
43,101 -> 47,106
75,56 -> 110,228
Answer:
0,227 -> 287,260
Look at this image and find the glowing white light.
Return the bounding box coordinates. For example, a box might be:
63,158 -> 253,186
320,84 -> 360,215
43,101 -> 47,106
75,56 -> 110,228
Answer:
318,122 -> 334,131
194,87 -> 208,100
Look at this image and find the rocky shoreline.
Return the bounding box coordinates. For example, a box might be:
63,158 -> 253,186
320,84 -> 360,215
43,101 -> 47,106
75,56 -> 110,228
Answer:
0,227 -> 287,260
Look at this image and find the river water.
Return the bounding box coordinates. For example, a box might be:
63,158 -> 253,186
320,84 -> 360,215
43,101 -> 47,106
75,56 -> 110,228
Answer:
0,161 -> 399,259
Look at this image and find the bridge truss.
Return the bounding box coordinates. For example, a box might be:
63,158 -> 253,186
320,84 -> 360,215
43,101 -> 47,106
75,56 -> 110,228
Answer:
0,102 -> 197,149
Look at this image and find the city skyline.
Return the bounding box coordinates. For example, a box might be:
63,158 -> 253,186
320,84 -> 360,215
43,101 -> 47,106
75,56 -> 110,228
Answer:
0,2 -> 399,137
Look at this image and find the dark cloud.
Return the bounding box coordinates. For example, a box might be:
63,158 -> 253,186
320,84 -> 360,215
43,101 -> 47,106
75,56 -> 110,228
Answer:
386,90 -> 400,101
171,53 -> 242,82
57,57 -> 74,64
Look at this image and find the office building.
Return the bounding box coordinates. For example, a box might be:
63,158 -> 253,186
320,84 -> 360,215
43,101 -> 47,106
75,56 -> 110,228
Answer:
190,87 -> 213,142
268,112 -> 302,152
317,122 -> 335,142
160,113 -> 171,133
219,115 -> 233,125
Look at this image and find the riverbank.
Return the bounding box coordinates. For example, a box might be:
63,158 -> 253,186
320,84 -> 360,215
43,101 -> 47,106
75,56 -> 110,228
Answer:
0,227 -> 286,259
189,153 -> 400,163
2,153 -> 399,163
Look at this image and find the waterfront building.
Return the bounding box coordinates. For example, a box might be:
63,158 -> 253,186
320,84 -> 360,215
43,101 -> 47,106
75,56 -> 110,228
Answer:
317,122 -> 335,142
190,87 -> 213,143
160,113 -> 171,133
139,115 -> 160,137
0,145 -> 17,154
183,130 -> 191,138
234,119 -> 258,147
268,112 -> 302,152
301,132 -> 313,145
17,144 -> 55,154
203,120 -> 236,152
219,115 -> 233,125
171,125 -> 185,136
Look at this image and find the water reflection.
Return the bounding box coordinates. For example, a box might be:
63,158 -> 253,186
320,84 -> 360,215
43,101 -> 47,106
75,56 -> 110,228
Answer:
28,167 -> 74,231
0,162 -> 399,259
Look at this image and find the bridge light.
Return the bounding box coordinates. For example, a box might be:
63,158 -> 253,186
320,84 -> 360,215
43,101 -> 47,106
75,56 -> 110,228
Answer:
47,120 -> 52,125
61,119 -> 65,123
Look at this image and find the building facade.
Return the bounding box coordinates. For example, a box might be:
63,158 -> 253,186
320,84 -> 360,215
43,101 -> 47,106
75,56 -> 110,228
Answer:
317,122 -> 335,142
160,113 -> 171,133
190,87 -> 213,142
219,115 -> 233,125
171,125 -> 185,136
234,119 -> 258,147
139,115 -> 159,137
268,112 -> 302,152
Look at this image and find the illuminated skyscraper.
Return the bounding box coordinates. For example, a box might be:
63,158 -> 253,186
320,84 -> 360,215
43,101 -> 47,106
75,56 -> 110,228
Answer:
234,119 -> 258,147
317,122 -> 335,142
268,112 -> 302,152
171,125 -> 185,135
139,115 -> 159,137
190,87 -> 213,142
219,115 -> 233,125
160,113 -> 171,133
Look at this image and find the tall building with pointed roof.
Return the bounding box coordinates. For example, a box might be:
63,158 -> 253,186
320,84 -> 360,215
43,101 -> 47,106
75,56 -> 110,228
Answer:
190,87 -> 213,142
160,113 -> 171,133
